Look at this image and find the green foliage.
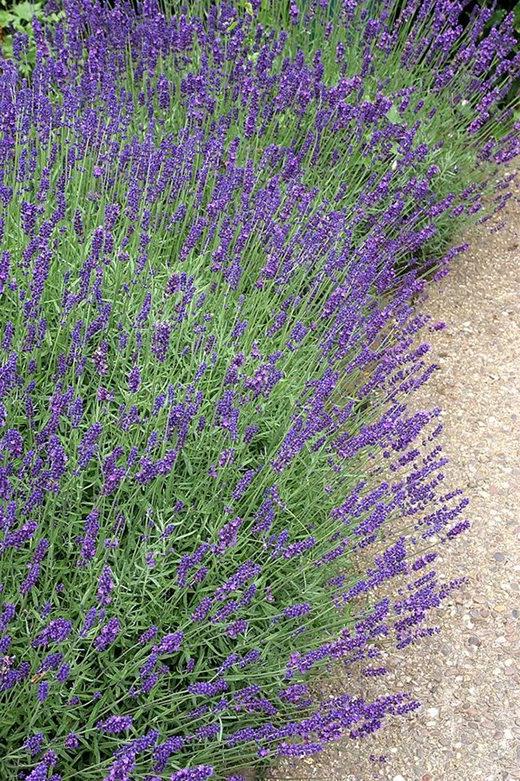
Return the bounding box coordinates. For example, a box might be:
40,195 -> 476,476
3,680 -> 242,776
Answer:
0,2 -> 516,777
0,0 -> 63,73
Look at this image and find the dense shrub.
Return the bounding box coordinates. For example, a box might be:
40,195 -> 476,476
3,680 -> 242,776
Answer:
0,1 -> 517,780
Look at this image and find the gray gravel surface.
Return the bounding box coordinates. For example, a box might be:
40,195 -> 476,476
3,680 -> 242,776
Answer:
269,176 -> 520,781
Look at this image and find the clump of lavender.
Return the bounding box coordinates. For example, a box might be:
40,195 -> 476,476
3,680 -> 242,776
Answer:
0,1 -> 517,779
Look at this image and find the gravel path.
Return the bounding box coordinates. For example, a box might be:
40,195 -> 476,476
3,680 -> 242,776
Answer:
269,176 -> 520,781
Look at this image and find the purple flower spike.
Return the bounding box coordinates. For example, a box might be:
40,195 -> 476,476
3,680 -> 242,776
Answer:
96,715 -> 133,734
0,0 -> 512,774
157,631 -> 183,654
95,618 -> 120,652
23,733 -> 45,757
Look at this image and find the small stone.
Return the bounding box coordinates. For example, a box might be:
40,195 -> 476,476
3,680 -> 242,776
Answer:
233,768 -> 256,781
393,776 -> 406,781
426,707 -> 439,718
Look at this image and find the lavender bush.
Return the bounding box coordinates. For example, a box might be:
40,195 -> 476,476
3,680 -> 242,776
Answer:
0,1 -> 518,779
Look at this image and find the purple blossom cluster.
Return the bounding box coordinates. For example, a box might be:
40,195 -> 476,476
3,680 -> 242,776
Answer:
0,0 -> 517,778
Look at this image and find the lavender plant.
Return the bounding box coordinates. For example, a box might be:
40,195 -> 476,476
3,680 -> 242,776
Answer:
0,1 -> 518,780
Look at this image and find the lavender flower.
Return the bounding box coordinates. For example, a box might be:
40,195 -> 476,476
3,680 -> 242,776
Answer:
77,423 -> 103,470
97,715 -> 133,734
64,732 -> 79,750
153,736 -> 185,772
0,0 -> 510,776
32,619 -> 72,648
95,618 -> 120,652
37,680 -> 49,702
157,631 -> 183,654
97,565 -> 114,606
152,323 -> 171,363
24,733 -> 45,757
